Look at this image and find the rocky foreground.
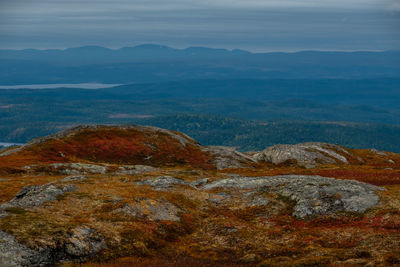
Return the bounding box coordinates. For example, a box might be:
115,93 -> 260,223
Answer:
0,125 -> 399,266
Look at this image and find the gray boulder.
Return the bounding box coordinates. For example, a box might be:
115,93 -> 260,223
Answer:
0,184 -> 76,210
253,142 -> 352,168
202,175 -> 383,218
0,230 -> 51,267
203,146 -> 257,170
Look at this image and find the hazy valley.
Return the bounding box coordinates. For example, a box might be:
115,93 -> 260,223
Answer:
0,45 -> 400,266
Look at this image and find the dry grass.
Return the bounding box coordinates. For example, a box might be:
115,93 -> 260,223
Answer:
0,169 -> 399,266
0,130 -> 400,266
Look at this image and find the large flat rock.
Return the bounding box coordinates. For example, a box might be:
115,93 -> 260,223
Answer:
202,175 -> 383,218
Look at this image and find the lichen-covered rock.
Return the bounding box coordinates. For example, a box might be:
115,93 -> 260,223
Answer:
253,142 -> 352,168
65,226 -> 106,258
202,175 -> 383,218
116,165 -> 158,175
0,184 -> 76,209
203,146 -> 257,170
136,176 -> 189,190
51,163 -> 108,175
114,198 -> 181,222
0,230 -> 51,267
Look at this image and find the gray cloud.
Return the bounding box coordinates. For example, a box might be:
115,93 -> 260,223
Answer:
0,0 -> 399,51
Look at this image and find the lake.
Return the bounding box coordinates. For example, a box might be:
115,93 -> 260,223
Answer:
0,83 -> 122,90
0,142 -> 23,147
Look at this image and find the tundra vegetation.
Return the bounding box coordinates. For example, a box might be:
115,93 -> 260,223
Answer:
0,125 -> 399,266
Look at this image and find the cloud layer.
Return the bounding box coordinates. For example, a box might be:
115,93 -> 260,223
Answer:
0,0 -> 399,51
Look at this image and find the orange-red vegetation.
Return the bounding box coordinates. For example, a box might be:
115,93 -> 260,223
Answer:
0,127 -> 215,170
1,128 -> 400,266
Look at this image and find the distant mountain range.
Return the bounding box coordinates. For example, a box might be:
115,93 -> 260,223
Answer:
0,45 -> 399,84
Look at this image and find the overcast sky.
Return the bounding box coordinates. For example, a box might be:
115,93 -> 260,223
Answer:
0,0 -> 399,51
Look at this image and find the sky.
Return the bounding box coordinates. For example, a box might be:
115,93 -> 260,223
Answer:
0,0 -> 399,51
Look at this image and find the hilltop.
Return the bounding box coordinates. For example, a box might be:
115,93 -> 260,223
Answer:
0,125 -> 399,266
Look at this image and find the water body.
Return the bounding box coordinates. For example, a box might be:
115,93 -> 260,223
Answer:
0,142 -> 23,147
0,83 -> 122,90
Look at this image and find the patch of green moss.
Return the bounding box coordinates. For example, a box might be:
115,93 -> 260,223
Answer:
5,207 -> 28,215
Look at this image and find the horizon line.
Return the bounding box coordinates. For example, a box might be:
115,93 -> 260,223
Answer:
0,44 -> 397,54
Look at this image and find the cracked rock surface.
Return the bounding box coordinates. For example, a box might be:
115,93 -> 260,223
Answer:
202,175 -> 383,218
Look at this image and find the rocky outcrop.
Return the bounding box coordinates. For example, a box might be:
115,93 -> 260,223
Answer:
114,198 -> 182,222
0,230 -> 51,267
253,142 -> 353,168
24,163 -> 157,176
202,175 -> 383,218
24,163 -> 108,175
203,146 -> 257,169
0,184 -> 75,210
